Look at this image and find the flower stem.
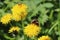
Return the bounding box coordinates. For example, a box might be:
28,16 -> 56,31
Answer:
10,23 -> 12,26
49,10 -> 54,20
22,20 -> 24,29
48,21 -> 58,33
4,5 -> 8,12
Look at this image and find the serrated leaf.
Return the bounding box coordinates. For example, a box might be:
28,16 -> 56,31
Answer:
38,14 -> 48,25
37,4 -> 46,14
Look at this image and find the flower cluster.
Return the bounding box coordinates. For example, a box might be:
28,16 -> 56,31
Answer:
0,4 -> 27,24
0,3 -> 52,40
0,3 -> 27,34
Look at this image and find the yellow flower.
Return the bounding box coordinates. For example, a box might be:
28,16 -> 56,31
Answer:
24,24 -> 41,37
8,26 -> 20,33
11,4 -> 27,21
1,13 -> 12,24
11,4 -> 27,14
12,11 -> 27,21
38,35 -> 51,40
12,13 -> 21,21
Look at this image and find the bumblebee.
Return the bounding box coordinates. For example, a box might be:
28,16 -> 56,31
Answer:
31,19 -> 39,25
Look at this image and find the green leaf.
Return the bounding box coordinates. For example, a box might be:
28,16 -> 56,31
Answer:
33,0 -> 43,5
4,34 -> 15,40
7,2 -> 15,8
55,8 -> 60,12
4,0 -> 10,4
16,35 -> 21,40
43,3 -> 54,8
12,0 -> 20,3
37,4 -> 46,14
28,8 -> 39,20
0,2 -> 4,6
58,10 -> 60,36
58,37 -> 60,40
38,14 -> 48,25
0,9 -> 5,17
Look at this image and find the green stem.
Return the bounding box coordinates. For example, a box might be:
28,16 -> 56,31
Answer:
4,5 -> 8,12
57,9 -> 60,35
49,10 -> 54,20
21,20 -> 25,40
10,23 -> 12,26
22,20 -> 24,29
38,19 -> 40,27
4,34 -> 15,40
48,21 -> 58,33
31,36 -> 36,40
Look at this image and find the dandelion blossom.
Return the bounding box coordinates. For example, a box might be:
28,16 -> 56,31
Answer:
11,4 -> 27,21
1,13 -> 12,24
8,26 -> 20,33
12,13 -> 21,21
11,4 -> 27,14
24,24 -> 41,37
12,11 -> 27,21
38,35 -> 51,40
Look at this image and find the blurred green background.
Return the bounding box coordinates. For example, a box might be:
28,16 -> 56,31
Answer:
0,0 -> 60,40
